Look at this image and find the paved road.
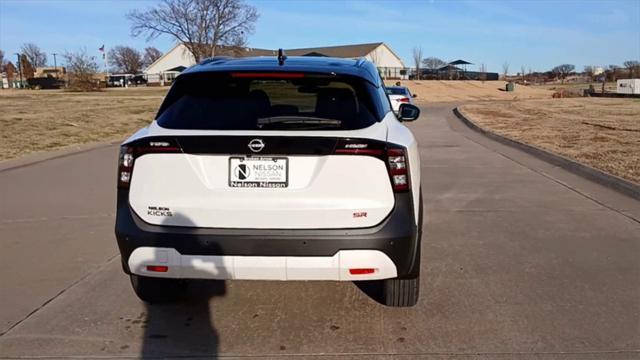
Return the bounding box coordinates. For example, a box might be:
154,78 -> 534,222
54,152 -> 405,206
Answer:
1,104 -> 639,359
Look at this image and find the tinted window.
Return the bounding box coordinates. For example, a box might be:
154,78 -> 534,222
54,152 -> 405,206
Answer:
385,87 -> 408,95
156,73 -> 380,131
377,85 -> 392,115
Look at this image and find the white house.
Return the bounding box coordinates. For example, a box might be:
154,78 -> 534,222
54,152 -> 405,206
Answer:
144,42 -> 407,84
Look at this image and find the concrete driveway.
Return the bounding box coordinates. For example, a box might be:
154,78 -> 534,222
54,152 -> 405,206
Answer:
1,104 -> 639,359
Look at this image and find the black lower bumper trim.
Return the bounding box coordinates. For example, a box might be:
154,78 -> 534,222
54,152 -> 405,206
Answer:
115,191 -> 422,278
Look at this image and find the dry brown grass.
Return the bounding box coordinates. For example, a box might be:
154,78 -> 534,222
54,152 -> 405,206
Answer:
386,80 -> 554,103
533,82 -> 617,93
0,87 -> 168,160
460,98 -> 640,184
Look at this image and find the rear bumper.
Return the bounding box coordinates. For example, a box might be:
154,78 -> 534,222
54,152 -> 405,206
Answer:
129,247 -> 397,281
115,190 -> 421,280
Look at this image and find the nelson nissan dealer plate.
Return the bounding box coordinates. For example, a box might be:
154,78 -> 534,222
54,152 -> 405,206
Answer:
229,157 -> 288,188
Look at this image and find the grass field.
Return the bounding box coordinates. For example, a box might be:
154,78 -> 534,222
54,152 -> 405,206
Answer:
460,98 -> 640,184
387,80 -> 554,103
0,87 -> 167,160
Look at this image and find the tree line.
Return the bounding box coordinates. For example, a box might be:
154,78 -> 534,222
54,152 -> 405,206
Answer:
0,43 -> 163,74
408,47 -> 639,83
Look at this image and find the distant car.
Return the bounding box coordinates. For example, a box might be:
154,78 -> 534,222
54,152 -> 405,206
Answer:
131,75 -> 148,86
115,56 -> 423,307
386,86 -> 416,113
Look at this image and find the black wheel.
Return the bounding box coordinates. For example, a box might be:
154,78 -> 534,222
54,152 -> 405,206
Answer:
383,276 -> 420,307
129,274 -> 186,303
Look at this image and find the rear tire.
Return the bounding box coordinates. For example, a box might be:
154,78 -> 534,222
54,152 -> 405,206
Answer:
129,274 -> 186,303
383,276 -> 419,307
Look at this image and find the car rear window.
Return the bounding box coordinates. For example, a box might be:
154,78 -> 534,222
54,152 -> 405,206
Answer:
156,72 -> 381,131
385,87 -> 407,95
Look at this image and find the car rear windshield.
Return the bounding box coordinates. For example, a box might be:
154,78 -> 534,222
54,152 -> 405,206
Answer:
156,72 -> 381,131
385,87 -> 407,95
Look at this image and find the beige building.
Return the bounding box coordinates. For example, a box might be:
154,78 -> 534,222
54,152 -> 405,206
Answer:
144,42 -> 407,84
34,66 -> 66,78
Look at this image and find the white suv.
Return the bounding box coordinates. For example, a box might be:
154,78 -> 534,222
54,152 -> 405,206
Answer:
115,56 -> 423,307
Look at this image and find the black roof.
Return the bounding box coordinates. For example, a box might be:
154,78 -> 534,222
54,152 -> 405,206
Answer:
182,56 -> 381,86
449,59 -> 473,65
438,64 -> 464,71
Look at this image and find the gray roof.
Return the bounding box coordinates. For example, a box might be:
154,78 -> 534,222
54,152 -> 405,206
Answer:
214,42 -> 384,59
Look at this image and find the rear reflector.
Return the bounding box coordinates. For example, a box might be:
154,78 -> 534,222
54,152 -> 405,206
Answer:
231,72 -> 305,79
349,268 -> 376,275
146,265 -> 169,273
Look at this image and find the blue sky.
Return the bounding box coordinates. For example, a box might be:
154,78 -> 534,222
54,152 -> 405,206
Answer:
1,0 -> 638,73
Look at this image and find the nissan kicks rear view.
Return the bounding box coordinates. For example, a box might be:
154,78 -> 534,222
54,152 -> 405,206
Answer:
115,56 -> 423,307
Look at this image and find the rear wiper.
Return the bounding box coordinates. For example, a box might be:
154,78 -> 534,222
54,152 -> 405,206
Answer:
257,116 -> 341,127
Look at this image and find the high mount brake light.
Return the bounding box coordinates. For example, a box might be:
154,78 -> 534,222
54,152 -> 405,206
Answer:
118,140 -> 181,189
230,72 -> 305,79
333,140 -> 410,193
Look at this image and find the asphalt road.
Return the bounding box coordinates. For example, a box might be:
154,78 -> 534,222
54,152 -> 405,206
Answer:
1,104 -> 639,359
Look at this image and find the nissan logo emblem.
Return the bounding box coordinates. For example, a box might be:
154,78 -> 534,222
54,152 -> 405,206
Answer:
248,139 -> 265,153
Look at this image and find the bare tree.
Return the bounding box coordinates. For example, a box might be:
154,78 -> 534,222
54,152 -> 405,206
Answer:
479,63 -> 487,83
502,62 -> 509,80
583,66 -> 595,82
608,64 -> 619,81
412,47 -> 423,80
64,49 -> 100,91
143,47 -> 163,67
20,43 -> 47,67
521,65 -> 526,82
108,46 -> 144,74
422,57 -> 446,71
0,49 -> 5,72
128,0 -> 259,62
5,62 -> 17,86
623,60 -> 640,78
20,55 -> 35,79
551,64 -> 575,83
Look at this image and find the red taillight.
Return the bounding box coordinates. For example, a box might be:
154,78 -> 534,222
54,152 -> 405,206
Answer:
333,140 -> 410,193
118,139 -> 181,189
397,97 -> 410,103
349,268 -> 376,275
231,72 -> 305,79
146,265 -> 169,272
387,147 -> 410,192
118,146 -> 135,189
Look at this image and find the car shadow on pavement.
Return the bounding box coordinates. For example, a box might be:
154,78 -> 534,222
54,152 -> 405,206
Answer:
354,280 -> 385,305
141,280 -> 225,358
139,213 -> 227,359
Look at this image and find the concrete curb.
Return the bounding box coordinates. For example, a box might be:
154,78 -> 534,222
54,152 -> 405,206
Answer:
0,141 -> 120,173
453,107 -> 640,200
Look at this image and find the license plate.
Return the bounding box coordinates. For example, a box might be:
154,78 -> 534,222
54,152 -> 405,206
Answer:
229,157 -> 288,188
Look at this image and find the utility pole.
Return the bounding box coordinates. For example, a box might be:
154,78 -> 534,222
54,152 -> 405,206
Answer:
14,53 -> 23,88
53,53 -> 58,78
